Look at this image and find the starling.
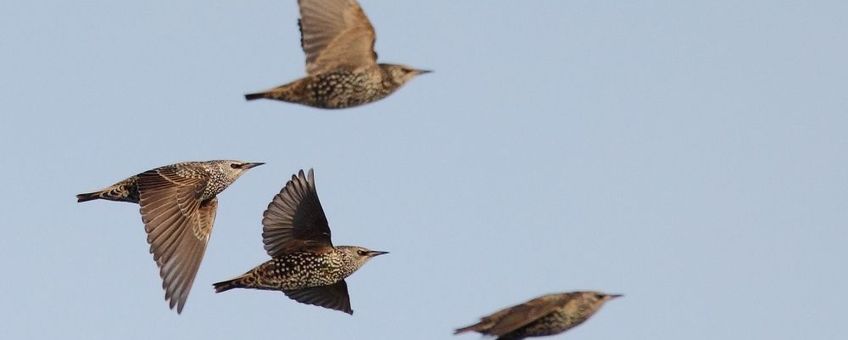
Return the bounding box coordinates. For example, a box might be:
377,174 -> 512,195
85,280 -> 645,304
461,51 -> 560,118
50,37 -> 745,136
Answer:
212,169 -> 387,314
454,291 -> 622,340
244,0 -> 431,109
76,160 -> 264,313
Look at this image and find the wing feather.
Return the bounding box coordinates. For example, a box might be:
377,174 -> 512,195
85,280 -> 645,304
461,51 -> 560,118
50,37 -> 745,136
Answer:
298,0 -> 377,74
137,167 -> 218,313
262,169 -> 332,257
456,294 -> 572,336
283,280 -> 353,314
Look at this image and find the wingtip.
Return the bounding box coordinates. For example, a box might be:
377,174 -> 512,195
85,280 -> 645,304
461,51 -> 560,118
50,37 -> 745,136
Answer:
172,298 -> 186,314
294,169 -> 306,181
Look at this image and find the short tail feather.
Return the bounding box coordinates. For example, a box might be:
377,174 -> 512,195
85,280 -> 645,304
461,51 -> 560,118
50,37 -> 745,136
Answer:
213,278 -> 240,293
454,321 -> 492,335
76,192 -> 101,203
454,325 -> 476,335
244,92 -> 266,101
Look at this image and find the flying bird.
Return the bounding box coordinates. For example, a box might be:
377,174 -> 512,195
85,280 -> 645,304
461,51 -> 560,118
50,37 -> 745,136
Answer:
244,0 -> 430,108
76,160 -> 264,313
213,169 -> 387,314
455,291 -> 621,340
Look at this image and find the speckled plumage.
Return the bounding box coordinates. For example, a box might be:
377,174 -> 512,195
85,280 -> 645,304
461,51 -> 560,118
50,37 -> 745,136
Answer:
213,169 -> 387,314
455,291 -> 621,340
244,0 -> 429,109
76,160 -> 264,313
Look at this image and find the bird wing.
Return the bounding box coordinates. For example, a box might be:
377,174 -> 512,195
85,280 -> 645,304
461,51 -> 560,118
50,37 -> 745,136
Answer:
487,294 -> 570,335
298,0 -> 377,74
262,169 -> 332,257
457,294 -> 568,336
137,167 -> 216,314
283,280 -> 353,314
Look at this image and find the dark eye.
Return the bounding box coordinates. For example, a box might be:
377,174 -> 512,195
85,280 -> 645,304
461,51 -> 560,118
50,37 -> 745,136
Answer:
230,163 -> 242,169
595,294 -> 604,299
357,249 -> 368,256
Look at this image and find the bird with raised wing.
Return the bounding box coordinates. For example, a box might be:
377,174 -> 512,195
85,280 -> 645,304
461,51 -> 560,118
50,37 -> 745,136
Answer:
244,0 -> 430,108
213,169 -> 387,314
455,291 -> 621,340
76,160 -> 264,313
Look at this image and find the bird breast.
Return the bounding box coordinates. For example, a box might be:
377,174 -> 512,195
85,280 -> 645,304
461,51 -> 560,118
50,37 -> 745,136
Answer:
266,251 -> 353,289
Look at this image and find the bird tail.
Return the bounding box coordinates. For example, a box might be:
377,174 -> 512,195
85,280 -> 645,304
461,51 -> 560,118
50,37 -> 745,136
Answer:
212,278 -> 242,293
453,325 -> 475,335
454,321 -> 489,335
76,191 -> 102,203
76,187 -> 137,203
244,92 -> 266,101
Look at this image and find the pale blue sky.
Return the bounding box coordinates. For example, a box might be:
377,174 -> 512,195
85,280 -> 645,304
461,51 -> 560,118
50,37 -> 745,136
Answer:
1,1 -> 846,339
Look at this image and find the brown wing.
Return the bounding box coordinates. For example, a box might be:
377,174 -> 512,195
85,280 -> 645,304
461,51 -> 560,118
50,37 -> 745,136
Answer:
455,294 -> 570,336
137,167 -> 216,314
262,169 -> 332,257
298,0 -> 377,74
283,280 -> 353,314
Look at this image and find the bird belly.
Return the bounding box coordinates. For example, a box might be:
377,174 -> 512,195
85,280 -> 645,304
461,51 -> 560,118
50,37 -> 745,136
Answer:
518,310 -> 587,337
252,254 -> 346,291
305,71 -> 391,108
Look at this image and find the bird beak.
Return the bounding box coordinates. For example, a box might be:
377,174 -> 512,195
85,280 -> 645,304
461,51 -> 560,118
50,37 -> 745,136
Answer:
608,294 -> 624,299
415,69 -> 433,75
243,162 -> 265,169
368,250 -> 389,257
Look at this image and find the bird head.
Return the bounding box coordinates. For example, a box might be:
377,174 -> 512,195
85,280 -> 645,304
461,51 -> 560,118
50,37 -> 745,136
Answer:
381,63 -> 431,86
338,246 -> 389,271
581,291 -> 623,309
210,160 -> 265,183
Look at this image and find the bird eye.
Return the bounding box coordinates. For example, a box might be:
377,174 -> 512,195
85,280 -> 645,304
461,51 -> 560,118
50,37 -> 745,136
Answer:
230,163 -> 242,169
357,249 -> 368,256
595,294 -> 605,299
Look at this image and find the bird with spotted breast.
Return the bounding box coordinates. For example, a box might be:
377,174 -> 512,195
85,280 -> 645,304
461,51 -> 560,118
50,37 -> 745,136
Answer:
244,0 -> 430,108
212,169 -> 387,314
76,160 -> 264,313
454,291 -> 622,340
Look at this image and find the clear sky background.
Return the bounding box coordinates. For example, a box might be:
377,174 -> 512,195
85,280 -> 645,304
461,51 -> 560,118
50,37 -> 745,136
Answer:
1,1 -> 846,339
